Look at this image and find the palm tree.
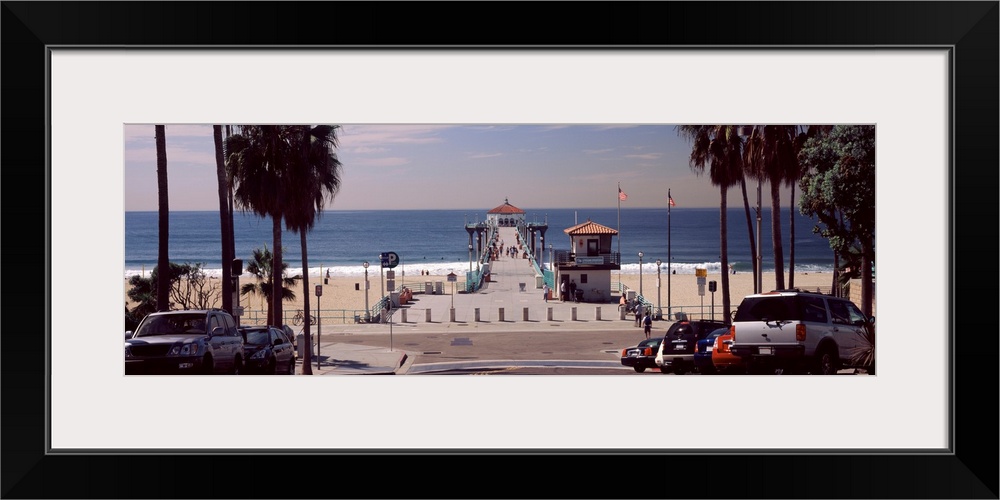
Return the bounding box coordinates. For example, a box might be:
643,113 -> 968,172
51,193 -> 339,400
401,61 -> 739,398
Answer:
787,126 -> 832,289
155,125 -> 170,311
744,125 -> 799,291
283,125 -> 344,374
214,125 -> 233,315
678,125 -> 744,323
240,245 -> 298,325
227,125 -> 297,327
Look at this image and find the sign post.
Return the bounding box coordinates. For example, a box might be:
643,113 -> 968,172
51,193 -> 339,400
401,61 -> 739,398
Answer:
380,252 -> 400,322
314,284 -> 322,369
708,280 -> 717,321
696,266 -> 707,320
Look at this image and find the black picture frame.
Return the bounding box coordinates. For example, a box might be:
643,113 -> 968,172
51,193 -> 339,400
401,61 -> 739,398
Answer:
3,2 -> 997,498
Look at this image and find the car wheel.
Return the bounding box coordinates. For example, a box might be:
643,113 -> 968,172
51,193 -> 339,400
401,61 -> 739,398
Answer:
674,366 -> 687,375
267,356 -> 277,375
633,366 -> 646,373
700,367 -> 717,375
287,357 -> 297,375
201,355 -> 214,375
813,347 -> 839,375
232,356 -> 243,375
659,366 -> 671,374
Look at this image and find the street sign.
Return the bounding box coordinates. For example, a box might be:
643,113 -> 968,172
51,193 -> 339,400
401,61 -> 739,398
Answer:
381,251 -> 399,269
447,272 -> 457,282
698,283 -> 706,296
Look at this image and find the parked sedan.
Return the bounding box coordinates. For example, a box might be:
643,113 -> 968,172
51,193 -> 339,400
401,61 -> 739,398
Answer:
711,326 -> 745,374
620,338 -> 664,373
693,327 -> 731,374
239,326 -> 297,375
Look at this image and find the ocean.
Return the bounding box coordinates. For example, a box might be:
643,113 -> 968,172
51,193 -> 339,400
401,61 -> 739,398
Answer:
124,207 -> 836,279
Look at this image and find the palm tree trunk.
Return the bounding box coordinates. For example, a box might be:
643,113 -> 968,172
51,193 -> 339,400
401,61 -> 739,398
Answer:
214,125 -> 233,315
271,214 -> 283,327
719,186 -> 731,324
300,230 -> 313,375
788,184 -> 796,289
155,125 -> 170,311
770,181 -> 785,290
739,177 -> 757,292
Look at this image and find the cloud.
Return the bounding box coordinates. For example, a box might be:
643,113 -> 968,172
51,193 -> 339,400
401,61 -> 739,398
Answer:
338,124 -> 456,148
468,152 -> 503,159
624,152 -> 663,160
583,148 -> 614,155
349,156 -> 410,167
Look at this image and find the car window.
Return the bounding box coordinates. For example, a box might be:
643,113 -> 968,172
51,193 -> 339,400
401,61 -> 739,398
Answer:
841,301 -> 869,325
209,315 -> 222,334
827,300 -> 853,325
800,295 -> 828,323
223,314 -> 237,335
245,329 -> 269,345
735,296 -> 803,322
134,314 -> 206,337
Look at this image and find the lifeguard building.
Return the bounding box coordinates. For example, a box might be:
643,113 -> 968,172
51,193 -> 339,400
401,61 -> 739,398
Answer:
553,219 -> 620,303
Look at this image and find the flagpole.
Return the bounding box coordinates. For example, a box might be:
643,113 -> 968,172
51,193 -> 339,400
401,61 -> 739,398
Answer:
617,182 -> 621,289
667,188 -> 672,320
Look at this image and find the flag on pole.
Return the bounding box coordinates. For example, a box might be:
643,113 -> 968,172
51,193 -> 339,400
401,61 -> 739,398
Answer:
668,194 -> 676,207
619,188 -> 628,201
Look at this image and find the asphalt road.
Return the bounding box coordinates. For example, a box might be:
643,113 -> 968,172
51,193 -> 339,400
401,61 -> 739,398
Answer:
319,327 -> 648,373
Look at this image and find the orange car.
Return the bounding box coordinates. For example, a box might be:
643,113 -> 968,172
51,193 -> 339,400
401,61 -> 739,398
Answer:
711,326 -> 746,374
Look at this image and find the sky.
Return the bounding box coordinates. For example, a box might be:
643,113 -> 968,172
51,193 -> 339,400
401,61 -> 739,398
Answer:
123,124 -> 792,212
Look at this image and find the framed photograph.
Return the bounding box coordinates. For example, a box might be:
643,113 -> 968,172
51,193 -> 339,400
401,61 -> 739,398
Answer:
5,2 -> 996,498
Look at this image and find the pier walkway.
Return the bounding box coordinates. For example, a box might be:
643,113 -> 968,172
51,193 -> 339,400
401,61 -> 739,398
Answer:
297,227 -> 641,374
343,227 -> 631,333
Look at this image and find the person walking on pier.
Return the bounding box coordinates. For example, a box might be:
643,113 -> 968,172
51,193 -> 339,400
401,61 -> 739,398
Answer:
569,280 -> 578,302
560,281 -> 567,302
635,301 -> 644,327
542,283 -> 550,302
643,311 -> 653,339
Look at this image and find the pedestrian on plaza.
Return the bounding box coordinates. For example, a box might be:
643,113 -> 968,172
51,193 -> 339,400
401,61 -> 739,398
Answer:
560,281 -> 567,301
643,311 -> 653,339
635,301 -> 644,327
569,280 -> 578,302
542,283 -> 550,302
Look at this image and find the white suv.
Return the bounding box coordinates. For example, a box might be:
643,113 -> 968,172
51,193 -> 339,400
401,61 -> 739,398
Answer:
728,290 -> 873,374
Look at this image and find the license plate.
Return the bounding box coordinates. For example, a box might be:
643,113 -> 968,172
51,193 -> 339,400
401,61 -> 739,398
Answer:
673,343 -> 686,350
759,347 -> 773,355
706,346 -> 714,352
629,351 -> 639,357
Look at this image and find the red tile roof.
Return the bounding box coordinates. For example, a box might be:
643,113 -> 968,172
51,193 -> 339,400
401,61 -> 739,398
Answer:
487,198 -> 525,214
563,219 -> 618,235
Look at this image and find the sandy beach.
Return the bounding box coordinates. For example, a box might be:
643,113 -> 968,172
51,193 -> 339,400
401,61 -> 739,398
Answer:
125,269 -> 842,325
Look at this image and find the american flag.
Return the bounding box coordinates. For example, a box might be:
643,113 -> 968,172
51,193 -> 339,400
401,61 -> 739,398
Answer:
668,195 -> 676,207
619,188 -> 628,201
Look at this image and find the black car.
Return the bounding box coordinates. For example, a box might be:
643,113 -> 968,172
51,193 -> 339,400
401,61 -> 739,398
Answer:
125,309 -> 245,375
239,326 -> 297,375
620,337 -> 664,373
654,319 -> 728,374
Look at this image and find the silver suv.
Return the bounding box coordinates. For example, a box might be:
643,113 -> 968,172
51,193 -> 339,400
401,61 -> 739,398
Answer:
125,309 -> 245,375
728,290 -> 873,374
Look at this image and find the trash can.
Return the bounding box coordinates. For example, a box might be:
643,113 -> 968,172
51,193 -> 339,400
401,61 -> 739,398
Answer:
425,281 -> 433,294
390,291 -> 400,307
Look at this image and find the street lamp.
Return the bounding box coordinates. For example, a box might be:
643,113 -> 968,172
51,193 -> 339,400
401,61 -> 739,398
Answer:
468,244 -> 473,274
638,251 -> 644,297
362,261 -> 370,322
655,259 -> 662,319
